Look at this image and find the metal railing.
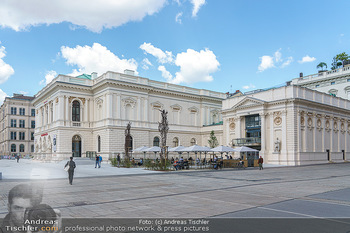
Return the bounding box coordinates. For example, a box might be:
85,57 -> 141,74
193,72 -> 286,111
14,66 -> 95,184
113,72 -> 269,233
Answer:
232,137 -> 261,146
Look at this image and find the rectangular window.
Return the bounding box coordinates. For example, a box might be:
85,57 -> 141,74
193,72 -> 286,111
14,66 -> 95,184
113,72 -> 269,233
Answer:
315,85 -> 319,88
19,132 -> 25,140
31,120 -> 35,128
11,119 -> 17,127
11,132 -> 17,140
11,107 -> 17,115
31,132 -> 34,140
31,109 -> 35,116
19,108 -> 25,115
19,120 -> 25,128
331,81 -> 335,85
347,79 -> 350,82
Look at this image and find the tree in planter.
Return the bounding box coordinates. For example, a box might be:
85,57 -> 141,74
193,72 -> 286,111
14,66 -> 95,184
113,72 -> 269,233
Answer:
335,52 -> 349,67
316,62 -> 327,71
208,130 -> 219,162
208,130 -> 219,148
331,56 -> 343,70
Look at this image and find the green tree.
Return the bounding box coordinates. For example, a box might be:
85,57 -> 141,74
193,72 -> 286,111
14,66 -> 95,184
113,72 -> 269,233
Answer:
316,62 -> 327,71
335,52 -> 350,65
332,52 -> 350,69
208,130 -> 219,148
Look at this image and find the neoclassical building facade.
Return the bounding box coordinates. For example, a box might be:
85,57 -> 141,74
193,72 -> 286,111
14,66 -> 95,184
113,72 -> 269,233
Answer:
221,85 -> 350,165
0,94 -> 35,157
33,71 -> 225,160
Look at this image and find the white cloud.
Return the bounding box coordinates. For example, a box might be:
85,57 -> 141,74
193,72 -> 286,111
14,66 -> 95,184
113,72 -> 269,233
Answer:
158,66 -> 173,82
191,0 -> 206,17
274,49 -> 282,62
258,56 -> 275,72
281,57 -> 293,68
0,0 -> 166,33
172,48 -> 219,84
18,91 -> 28,95
140,42 -> 174,64
242,84 -> 256,90
298,55 -> 316,64
258,49 -> 294,72
175,12 -> 183,24
40,70 -> 57,85
61,43 -> 138,76
0,89 -> 8,105
142,58 -> 153,70
0,46 -> 14,84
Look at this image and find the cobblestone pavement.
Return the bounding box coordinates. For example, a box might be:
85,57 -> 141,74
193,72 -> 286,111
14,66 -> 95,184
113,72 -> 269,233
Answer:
1,162 -> 350,219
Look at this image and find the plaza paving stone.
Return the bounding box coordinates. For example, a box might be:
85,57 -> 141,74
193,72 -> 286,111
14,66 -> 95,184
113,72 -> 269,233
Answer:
1,159 -> 350,219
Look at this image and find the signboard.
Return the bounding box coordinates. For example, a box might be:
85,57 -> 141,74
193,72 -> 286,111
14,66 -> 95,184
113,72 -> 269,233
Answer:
41,133 -> 48,137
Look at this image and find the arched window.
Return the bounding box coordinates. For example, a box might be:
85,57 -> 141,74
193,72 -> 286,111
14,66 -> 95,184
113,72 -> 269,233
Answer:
20,144 -> 24,152
98,135 -> 101,152
11,144 -> 16,152
31,145 -> 34,152
173,137 -> 179,147
153,137 -> 160,147
190,138 -> 196,146
72,100 -> 80,122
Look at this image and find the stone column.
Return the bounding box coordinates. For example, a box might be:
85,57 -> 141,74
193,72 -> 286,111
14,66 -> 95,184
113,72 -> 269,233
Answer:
137,97 -> 141,123
259,112 -> 266,158
116,94 -> 121,120
65,96 -> 69,126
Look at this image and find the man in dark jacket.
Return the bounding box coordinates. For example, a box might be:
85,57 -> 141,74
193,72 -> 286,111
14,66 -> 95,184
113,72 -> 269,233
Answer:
65,157 -> 76,185
258,156 -> 264,170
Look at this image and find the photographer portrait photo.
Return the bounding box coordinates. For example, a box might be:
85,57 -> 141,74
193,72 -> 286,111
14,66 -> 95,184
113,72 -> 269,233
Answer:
1,0 -> 350,232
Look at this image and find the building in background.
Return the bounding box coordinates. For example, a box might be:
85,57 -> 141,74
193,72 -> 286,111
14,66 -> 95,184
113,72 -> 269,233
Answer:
222,85 -> 350,166
32,71 -> 224,161
0,94 -> 35,157
290,66 -> 350,99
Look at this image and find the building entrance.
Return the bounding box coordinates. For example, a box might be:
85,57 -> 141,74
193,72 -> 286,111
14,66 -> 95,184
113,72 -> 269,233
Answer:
72,135 -> 81,157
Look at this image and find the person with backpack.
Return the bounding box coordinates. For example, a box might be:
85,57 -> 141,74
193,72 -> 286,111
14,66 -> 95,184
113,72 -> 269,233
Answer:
99,155 -> 102,168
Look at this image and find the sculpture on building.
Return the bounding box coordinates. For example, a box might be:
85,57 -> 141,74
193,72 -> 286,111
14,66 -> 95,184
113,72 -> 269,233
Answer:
124,122 -> 132,161
274,137 -> 281,153
158,109 -> 169,160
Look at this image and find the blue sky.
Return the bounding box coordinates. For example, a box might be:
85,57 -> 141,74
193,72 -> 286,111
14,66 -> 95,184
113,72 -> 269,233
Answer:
0,0 -> 349,103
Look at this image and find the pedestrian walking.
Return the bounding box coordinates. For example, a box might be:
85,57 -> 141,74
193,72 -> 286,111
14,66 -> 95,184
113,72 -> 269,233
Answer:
64,157 -> 76,185
16,154 -> 20,163
117,153 -> 121,167
95,155 -> 99,168
258,156 -> 264,170
99,155 -> 102,168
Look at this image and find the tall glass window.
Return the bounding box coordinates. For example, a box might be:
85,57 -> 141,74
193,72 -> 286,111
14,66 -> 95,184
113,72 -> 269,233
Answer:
19,108 -> 25,115
19,144 -> 24,152
31,109 -> 36,116
31,120 -> 35,128
11,119 -> 16,127
98,136 -> 101,152
153,137 -> 160,147
11,144 -> 16,152
19,120 -> 25,128
190,138 -> 196,146
19,132 -> 25,140
72,100 -> 80,122
11,132 -> 16,140
11,107 -> 17,115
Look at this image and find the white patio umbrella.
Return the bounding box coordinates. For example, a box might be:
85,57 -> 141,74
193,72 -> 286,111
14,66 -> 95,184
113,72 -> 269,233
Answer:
211,145 -> 237,162
133,146 -> 149,152
180,145 -> 211,169
234,146 -> 259,152
145,146 -> 161,160
168,145 -> 186,160
133,146 -> 149,160
234,146 -> 259,166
